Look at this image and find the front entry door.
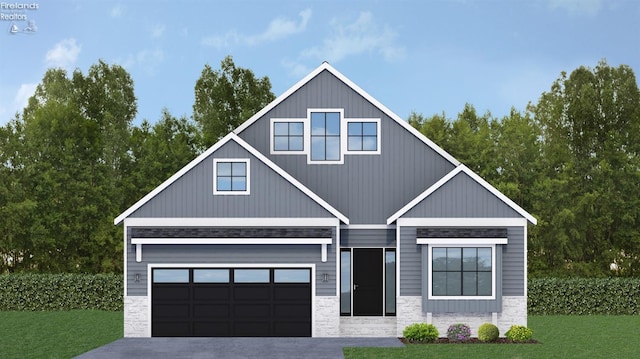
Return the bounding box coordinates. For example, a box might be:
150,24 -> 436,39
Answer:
353,248 -> 383,316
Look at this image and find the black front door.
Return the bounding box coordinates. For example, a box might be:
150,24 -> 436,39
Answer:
353,248 -> 383,316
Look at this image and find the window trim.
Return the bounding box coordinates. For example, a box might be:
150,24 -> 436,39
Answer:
427,244 -> 496,300
270,118 -> 306,155
213,158 -> 250,195
345,118 -> 381,155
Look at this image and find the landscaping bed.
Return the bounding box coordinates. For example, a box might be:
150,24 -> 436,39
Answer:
400,337 -> 540,344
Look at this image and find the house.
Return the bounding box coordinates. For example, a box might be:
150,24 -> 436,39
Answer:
115,62 -> 537,338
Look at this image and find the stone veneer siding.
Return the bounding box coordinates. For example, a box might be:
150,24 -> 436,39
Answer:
124,296 -> 149,337
315,297 -> 340,337
396,296 -> 527,337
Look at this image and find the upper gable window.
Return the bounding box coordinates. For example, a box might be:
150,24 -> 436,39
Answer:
347,120 -> 380,153
311,112 -> 341,162
213,159 -> 250,195
272,120 -> 304,152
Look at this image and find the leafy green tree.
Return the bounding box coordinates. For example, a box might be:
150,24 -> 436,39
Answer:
128,109 -> 201,202
531,60 -> 640,276
193,56 -> 275,147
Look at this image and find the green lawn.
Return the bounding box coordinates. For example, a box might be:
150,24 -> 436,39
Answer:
344,315 -> 640,359
0,310 -> 123,359
1,313 -> 638,358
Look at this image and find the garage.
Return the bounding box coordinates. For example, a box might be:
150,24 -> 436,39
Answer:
151,267 -> 312,337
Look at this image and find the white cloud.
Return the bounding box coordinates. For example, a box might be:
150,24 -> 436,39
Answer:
548,0 -> 603,16
301,12 -> 405,64
151,24 -> 165,38
45,38 -> 81,70
13,83 -> 37,114
201,8 -> 311,48
111,4 -> 123,18
117,48 -> 164,75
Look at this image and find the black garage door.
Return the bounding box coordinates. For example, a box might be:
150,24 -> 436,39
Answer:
152,268 -> 311,337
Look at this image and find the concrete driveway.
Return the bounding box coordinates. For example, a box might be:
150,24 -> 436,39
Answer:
75,337 -> 405,359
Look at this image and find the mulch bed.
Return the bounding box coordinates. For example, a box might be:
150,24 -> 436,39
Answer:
400,337 -> 540,344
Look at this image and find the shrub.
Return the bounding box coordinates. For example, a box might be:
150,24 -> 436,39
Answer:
446,323 -> 471,342
403,323 -> 439,343
477,323 -> 500,342
505,325 -> 534,342
528,277 -> 640,315
0,273 -> 123,311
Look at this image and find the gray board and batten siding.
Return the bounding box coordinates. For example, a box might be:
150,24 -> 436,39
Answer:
128,139 -> 335,219
401,172 -> 524,218
399,226 -> 524,312
340,229 -> 396,248
126,228 -> 337,297
237,70 -> 456,224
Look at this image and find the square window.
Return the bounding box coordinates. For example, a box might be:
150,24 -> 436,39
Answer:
272,121 -> 304,152
347,121 -> 379,152
214,159 -> 249,195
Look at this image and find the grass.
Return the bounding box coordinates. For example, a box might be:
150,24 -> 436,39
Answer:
0,310 -> 123,359
343,315 -> 640,359
1,313 -> 638,358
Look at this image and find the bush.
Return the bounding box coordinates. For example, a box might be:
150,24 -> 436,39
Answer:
477,323 -> 500,342
0,273 -> 123,311
505,325 -> 533,342
446,323 -> 471,342
528,277 -> 640,315
403,323 -> 439,342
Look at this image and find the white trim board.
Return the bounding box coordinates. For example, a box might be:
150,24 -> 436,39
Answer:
114,133 -> 349,225
233,62 -> 459,166
131,237 -> 331,263
396,218 -> 528,227
417,238 -> 508,245
387,165 -> 537,225
123,217 -> 340,228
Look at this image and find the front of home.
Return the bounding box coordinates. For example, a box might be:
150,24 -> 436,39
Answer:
115,62 -> 536,338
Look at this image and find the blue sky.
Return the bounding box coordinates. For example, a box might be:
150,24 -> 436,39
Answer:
1,0 -> 638,126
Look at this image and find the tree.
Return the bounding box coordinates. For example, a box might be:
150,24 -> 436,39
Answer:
531,60 -> 640,276
193,56 -> 275,147
128,109 -> 201,203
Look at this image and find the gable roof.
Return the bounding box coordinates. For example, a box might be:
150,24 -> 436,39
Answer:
114,133 -> 349,225
386,164 -> 537,225
234,62 -> 460,166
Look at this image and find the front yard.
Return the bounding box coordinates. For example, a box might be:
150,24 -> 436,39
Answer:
1,312 -> 638,358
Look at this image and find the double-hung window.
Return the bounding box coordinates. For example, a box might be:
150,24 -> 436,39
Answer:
213,159 -> 250,195
430,246 -> 493,298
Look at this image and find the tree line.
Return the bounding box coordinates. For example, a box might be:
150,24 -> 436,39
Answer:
1,57 -> 639,277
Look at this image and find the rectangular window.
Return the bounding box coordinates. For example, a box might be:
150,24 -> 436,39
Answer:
385,249 -> 396,315
274,269 -> 310,283
340,250 -> 351,315
213,159 -> 250,195
311,112 -> 341,161
153,269 -> 189,283
273,121 -> 304,151
431,247 -> 493,297
348,122 -> 378,151
193,269 -> 229,283
234,269 -> 270,283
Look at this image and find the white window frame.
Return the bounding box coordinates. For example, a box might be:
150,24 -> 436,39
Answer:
269,109 -> 381,164
270,118 -> 306,155
427,244 -> 496,300
213,158 -> 250,195
345,118 -> 381,155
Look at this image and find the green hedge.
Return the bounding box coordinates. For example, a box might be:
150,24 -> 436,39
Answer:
0,273 -> 123,311
528,277 -> 640,315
